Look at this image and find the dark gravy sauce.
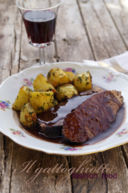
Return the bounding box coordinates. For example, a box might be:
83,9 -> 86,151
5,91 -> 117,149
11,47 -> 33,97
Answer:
19,87 -> 125,146
38,94 -> 93,126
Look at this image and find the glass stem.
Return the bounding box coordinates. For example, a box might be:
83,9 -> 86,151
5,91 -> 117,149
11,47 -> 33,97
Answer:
39,47 -> 45,65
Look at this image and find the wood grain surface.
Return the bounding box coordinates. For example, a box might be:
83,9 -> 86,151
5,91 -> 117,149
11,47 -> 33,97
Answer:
0,0 -> 128,193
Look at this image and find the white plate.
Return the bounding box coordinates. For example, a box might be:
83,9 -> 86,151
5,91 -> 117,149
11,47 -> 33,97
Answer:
0,62 -> 128,156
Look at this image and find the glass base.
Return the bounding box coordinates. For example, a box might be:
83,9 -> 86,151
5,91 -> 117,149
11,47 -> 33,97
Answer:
29,41 -> 52,48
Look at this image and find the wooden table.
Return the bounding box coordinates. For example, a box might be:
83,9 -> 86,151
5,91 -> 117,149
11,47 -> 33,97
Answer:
0,0 -> 128,192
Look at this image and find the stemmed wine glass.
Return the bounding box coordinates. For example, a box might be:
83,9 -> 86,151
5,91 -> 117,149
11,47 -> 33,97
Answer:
16,0 -> 62,65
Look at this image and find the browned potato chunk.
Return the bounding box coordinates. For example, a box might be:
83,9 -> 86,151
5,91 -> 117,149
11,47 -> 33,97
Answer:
30,91 -> 57,113
65,71 -> 75,82
73,71 -> 92,92
12,86 -> 31,111
47,68 -> 70,87
56,84 -> 78,101
33,74 -> 56,92
20,103 -> 37,128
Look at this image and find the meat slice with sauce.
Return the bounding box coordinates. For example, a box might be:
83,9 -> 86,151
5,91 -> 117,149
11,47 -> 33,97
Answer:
38,86 -> 104,138
63,90 -> 123,143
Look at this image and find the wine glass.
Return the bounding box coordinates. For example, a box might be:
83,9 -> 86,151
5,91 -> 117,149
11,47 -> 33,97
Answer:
16,0 -> 62,65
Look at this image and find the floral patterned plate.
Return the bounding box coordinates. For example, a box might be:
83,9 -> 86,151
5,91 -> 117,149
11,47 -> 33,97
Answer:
0,62 -> 128,156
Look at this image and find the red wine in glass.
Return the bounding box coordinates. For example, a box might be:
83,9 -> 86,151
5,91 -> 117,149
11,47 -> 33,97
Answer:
23,10 -> 56,45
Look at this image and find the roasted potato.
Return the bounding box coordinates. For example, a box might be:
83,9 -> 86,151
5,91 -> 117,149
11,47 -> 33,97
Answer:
47,68 -> 70,87
33,74 -> 55,92
65,71 -> 75,82
56,84 -> 78,101
30,91 -> 57,113
20,103 -> 37,128
12,86 -> 31,111
73,71 -> 92,92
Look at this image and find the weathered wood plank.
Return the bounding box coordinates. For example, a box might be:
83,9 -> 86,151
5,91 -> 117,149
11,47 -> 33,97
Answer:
55,0 -> 93,61
77,0 -> 126,60
0,0 -> 21,193
102,147 -> 128,193
104,0 -> 128,49
122,145 -> 128,168
69,154 -> 107,193
0,135 -> 4,192
0,139 -> 14,193
103,0 -> 128,171
11,9 -> 22,75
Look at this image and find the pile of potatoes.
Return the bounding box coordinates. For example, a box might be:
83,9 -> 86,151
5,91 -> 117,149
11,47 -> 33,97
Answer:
12,68 -> 92,128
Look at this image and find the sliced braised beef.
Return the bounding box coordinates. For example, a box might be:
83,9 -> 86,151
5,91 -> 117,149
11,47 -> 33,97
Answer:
63,90 -> 123,143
